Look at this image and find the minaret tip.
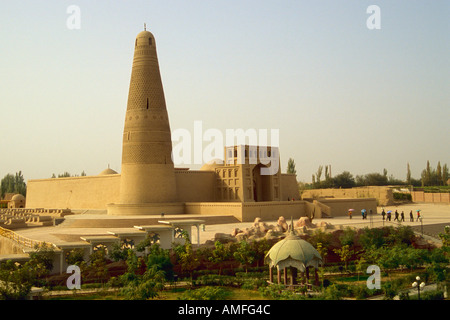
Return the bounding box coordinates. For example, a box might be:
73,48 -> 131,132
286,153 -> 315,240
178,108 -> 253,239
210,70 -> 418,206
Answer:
144,23 -> 147,31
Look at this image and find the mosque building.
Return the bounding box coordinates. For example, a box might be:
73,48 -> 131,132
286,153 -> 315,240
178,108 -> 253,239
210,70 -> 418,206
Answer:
24,28 -> 375,222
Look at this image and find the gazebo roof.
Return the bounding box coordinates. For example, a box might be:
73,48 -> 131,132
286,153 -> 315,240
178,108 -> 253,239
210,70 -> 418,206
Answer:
264,229 -> 322,272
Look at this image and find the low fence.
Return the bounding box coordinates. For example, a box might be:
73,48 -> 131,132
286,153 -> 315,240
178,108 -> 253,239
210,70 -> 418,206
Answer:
0,226 -> 49,249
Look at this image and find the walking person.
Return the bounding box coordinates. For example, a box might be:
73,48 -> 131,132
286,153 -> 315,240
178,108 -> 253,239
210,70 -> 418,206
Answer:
381,209 -> 386,221
401,211 -> 405,222
387,211 -> 391,221
410,210 -> 414,222
394,210 -> 399,221
416,210 -> 421,222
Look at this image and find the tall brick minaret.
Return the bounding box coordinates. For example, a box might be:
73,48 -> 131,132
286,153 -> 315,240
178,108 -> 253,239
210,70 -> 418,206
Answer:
118,28 -> 178,205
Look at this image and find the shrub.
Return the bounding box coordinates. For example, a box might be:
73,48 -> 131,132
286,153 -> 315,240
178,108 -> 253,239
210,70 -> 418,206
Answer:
359,227 -> 388,249
109,242 -> 130,262
387,226 -> 416,246
194,274 -> 236,287
146,244 -> 174,280
339,227 -> 356,247
393,193 -> 412,201
308,229 -> 333,248
411,289 -> 445,300
321,284 -> 352,300
178,286 -> 232,300
240,278 -> 268,290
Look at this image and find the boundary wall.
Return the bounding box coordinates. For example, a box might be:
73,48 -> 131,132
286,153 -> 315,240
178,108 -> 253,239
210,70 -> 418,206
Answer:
411,191 -> 450,203
302,186 -> 393,206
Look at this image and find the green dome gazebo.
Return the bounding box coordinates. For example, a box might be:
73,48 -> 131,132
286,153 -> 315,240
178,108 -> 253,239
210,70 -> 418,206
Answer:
264,219 -> 322,287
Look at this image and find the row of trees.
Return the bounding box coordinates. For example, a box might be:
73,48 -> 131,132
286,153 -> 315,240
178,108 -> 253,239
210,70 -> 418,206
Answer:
51,171 -> 87,178
287,158 -> 449,189
0,171 -> 27,198
419,161 -> 449,187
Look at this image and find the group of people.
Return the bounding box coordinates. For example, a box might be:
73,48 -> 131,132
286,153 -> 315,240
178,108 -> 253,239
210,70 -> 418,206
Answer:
347,208 -> 422,222
380,209 -> 421,222
347,209 -> 372,219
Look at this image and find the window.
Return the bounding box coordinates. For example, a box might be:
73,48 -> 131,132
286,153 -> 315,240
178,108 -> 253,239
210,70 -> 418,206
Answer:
149,37 -> 152,45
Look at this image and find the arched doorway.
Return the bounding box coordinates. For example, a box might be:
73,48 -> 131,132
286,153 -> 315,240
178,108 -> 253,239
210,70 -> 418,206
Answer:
252,164 -> 272,202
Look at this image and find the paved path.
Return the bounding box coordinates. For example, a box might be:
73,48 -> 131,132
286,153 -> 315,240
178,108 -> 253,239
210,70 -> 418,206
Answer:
11,203 -> 450,245
368,283 -> 439,300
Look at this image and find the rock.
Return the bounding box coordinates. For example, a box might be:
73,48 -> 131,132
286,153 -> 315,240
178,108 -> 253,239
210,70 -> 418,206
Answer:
204,240 -> 216,247
277,216 -> 288,232
231,228 -> 243,237
235,233 -> 247,242
264,230 -> 278,240
253,217 -> 262,226
214,232 -> 236,243
296,216 -> 316,228
316,221 -> 332,229
295,225 -> 308,234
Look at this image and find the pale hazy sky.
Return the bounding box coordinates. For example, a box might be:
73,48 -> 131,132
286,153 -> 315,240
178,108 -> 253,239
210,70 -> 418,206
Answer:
0,0 -> 448,183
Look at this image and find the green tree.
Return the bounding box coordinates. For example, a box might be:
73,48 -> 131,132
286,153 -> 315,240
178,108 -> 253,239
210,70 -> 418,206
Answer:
109,241 -> 131,262
120,264 -> 166,300
436,161 -> 442,186
251,238 -> 272,267
1,172 -> 27,198
438,225 -> 450,247
87,247 -> 109,284
316,165 -> 323,184
356,172 -> 388,186
146,244 -> 174,280
58,172 -> 72,178
209,241 -> 231,275
339,227 -> 356,247
0,245 -> 55,300
422,160 -> 432,186
28,244 -> 55,279
233,240 -> 256,273
178,237 -> 200,283
316,242 -> 328,287
333,245 -> 354,272
406,162 -> 412,185
359,227 -> 387,250
356,256 -> 367,281
0,261 -> 36,300
333,171 -> 356,188
442,164 -> 449,185
287,158 -> 296,175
